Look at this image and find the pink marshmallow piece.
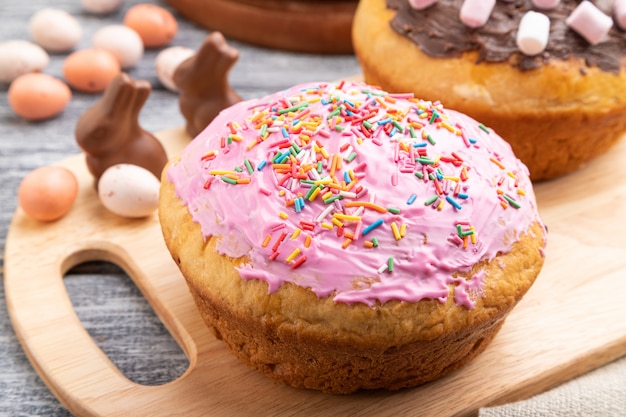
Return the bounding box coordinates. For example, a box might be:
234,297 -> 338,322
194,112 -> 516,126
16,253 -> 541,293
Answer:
614,0 -> 626,30
459,0 -> 496,28
408,0 -> 438,10
531,0 -> 560,10
566,1 -> 613,45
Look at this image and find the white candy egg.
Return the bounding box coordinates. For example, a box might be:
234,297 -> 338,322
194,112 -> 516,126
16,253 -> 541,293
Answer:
98,164 -> 160,218
0,40 -> 50,83
155,46 -> 194,92
92,25 -> 144,69
81,0 -> 124,14
29,8 -> 82,52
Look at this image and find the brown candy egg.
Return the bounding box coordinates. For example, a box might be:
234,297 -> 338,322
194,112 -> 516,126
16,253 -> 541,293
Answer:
63,48 -> 121,93
124,4 -> 178,48
8,73 -> 71,120
18,166 -> 79,222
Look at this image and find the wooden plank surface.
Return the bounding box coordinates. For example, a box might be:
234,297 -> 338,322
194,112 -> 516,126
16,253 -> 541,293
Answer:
5,126 -> 626,417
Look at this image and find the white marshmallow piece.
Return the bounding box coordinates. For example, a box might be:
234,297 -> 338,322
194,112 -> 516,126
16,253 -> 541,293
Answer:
516,11 -> 550,56
566,1 -> 613,45
614,0 -> 626,30
459,0 -> 496,28
531,0 -> 560,10
408,0 -> 438,10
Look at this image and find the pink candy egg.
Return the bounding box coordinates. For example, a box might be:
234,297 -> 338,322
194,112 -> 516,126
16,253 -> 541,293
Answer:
8,73 -> 71,120
124,4 -> 178,48
18,166 -> 79,222
63,48 -> 121,93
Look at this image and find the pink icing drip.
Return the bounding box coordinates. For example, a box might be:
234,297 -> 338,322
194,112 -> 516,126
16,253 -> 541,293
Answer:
166,81 -> 543,308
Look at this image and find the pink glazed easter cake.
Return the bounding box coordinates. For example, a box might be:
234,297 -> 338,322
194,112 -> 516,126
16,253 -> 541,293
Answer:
159,80 -> 547,394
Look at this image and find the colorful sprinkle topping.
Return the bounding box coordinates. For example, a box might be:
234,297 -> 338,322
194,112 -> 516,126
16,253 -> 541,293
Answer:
168,81 -> 542,308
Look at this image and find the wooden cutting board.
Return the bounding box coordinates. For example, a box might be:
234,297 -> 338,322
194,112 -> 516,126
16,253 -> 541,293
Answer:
5,126 -> 626,417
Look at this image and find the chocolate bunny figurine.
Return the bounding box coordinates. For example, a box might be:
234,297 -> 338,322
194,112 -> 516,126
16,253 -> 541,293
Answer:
75,73 -> 168,184
174,31 -> 242,138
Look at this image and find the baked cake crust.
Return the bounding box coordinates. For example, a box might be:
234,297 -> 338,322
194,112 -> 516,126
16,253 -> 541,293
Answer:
160,171 -> 545,393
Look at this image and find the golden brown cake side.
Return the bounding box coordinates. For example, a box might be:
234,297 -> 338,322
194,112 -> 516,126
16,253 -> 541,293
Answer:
353,0 -> 626,180
160,169 -> 545,393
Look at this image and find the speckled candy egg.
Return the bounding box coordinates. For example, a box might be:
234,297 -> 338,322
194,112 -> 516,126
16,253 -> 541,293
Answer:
8,73 -> 72,120
0,40 -> 50,84
81,0 -> 124,14
92,25 -> 144,69
124,4 -> 178,48
98,164 -> 160,218
63,48 -> 121,93
18,166 -> 79,222
155,46 -> 194,92
29,8 -> 82,52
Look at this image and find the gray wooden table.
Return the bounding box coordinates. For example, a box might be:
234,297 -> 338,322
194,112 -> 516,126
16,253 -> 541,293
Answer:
2,1 -> 626,416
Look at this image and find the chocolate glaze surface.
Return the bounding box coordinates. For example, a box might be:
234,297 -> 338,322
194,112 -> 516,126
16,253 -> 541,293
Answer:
386,0 -> 626,72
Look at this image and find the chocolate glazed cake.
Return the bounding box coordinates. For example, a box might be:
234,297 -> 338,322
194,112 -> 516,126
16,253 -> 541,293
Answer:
353,0 -> 626,180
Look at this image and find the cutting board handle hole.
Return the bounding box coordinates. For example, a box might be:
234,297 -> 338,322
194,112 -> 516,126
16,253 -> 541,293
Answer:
64,260 -> 190,386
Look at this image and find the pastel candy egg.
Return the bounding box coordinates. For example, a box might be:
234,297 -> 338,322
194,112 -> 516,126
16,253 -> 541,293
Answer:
98,164 -> 160,218
81,0 -> 124,14
29,8 -> 82,53
8,73 -> 72,120
124,4 -> 178,48
155,46 -> 194,92
18,166 -> 79,222
63,48 -> 121,93
92,25 -> 144,69
0,40 -> 50,84
516,11 -> 550,56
